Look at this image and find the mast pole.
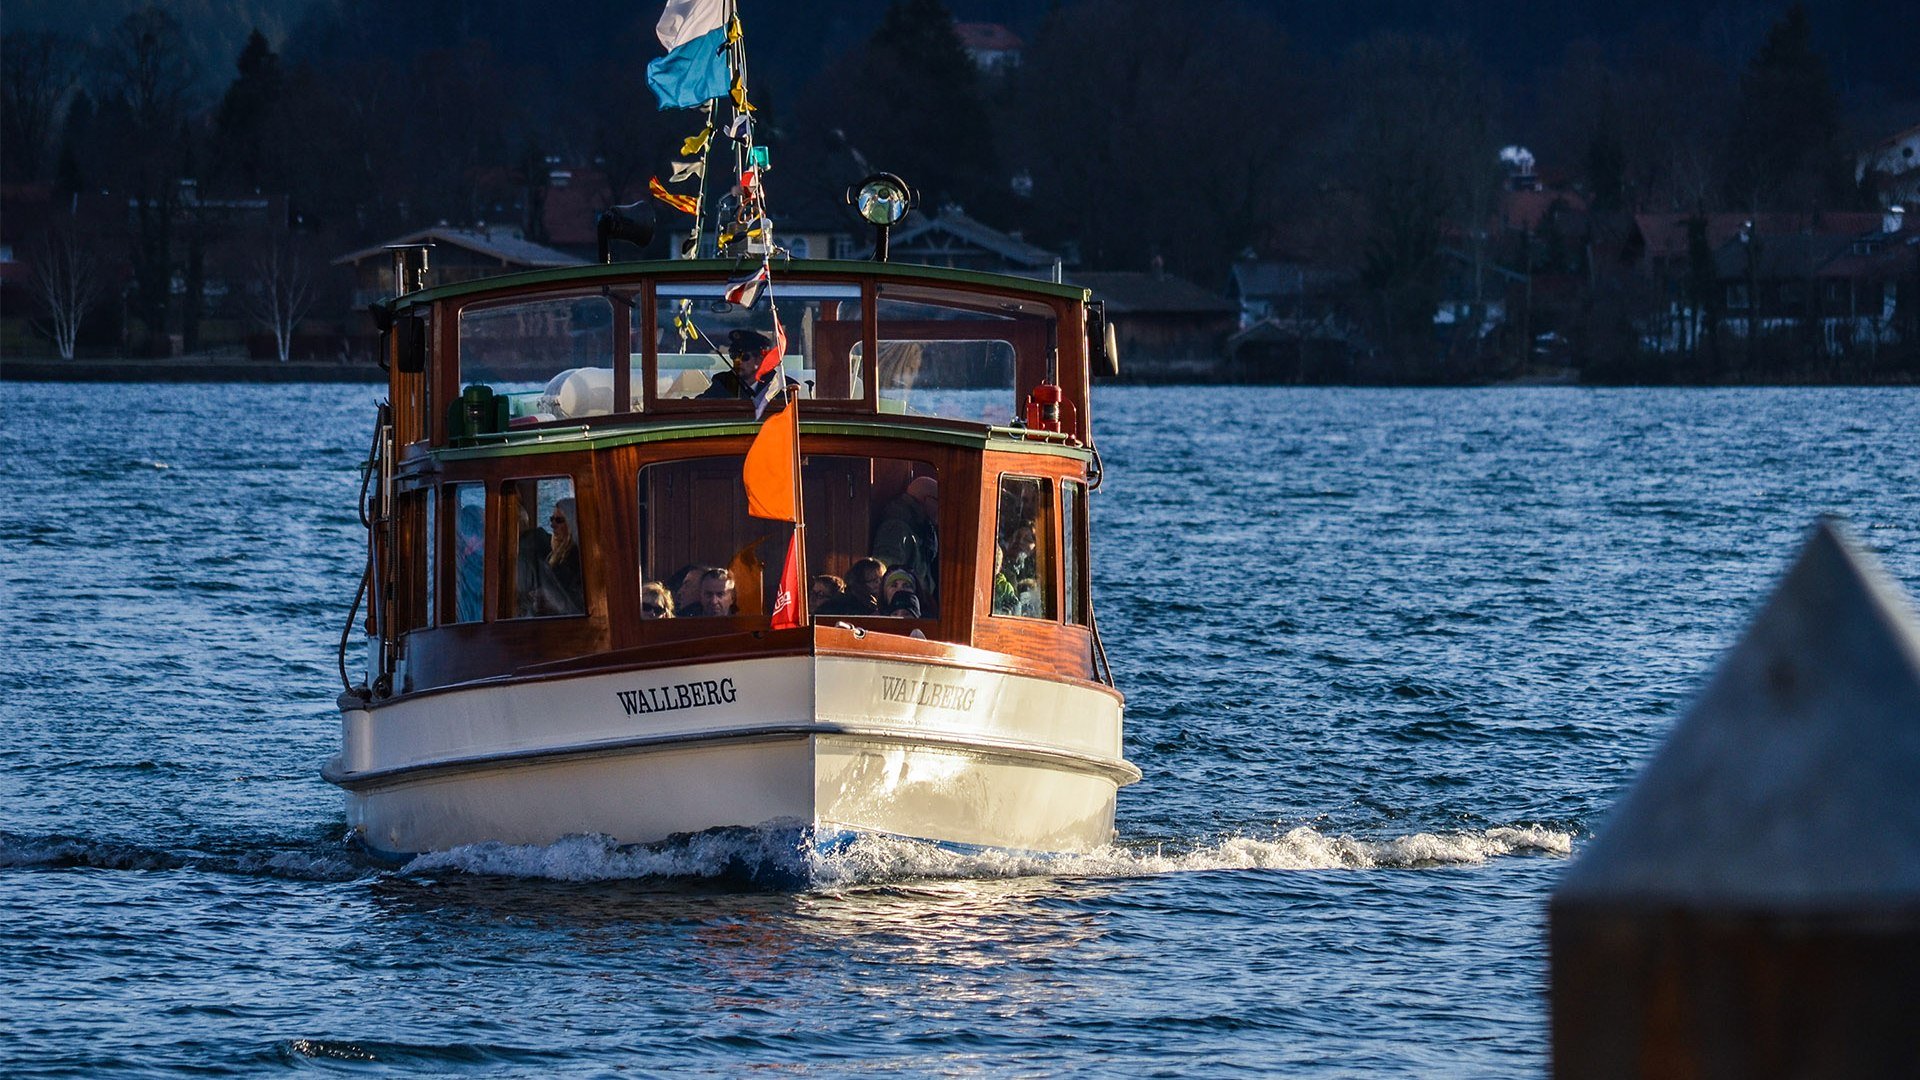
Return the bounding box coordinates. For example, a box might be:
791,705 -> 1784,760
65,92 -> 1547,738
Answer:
788,353 -> 808,626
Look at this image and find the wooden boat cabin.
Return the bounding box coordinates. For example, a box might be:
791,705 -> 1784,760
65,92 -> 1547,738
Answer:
362,259 -> 1117,701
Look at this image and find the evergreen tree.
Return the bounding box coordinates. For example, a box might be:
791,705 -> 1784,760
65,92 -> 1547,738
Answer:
1722,4 -> 1849,211
214,29 -> 288,192
801,0 -> 1000,214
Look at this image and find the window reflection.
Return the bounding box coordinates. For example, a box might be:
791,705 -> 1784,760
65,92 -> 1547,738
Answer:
993,476 -> 1054,620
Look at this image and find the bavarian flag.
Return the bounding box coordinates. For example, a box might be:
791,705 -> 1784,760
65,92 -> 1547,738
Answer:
647,24 -> 730,110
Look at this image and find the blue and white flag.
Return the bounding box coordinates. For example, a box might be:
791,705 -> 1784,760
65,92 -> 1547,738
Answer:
656,0 -> 728,50
647,26 -> 729,110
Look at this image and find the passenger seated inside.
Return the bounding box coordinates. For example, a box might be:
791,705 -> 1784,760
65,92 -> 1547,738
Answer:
820,558 -> 885,616
810,574 -> 846,612
991,546 -> 1017,615
872,476 -> 938,614
882,570 -> 922,618
546,497 -> 585,613
1015,577 -> 1043,618
668,564 -> 709,615
696,567 -> 736,616
640,580 -> 675,619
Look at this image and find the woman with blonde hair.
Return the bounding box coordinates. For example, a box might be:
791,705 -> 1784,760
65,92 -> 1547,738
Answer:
639,580 -> 675,620
547,497 -> 584,613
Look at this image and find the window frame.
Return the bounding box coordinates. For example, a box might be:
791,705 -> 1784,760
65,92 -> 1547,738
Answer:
499,474 -> 589,622
990,473 -> 1058,623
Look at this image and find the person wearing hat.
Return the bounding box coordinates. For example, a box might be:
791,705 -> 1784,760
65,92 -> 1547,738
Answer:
698,328 -> 795,403
881,569 -> 922,618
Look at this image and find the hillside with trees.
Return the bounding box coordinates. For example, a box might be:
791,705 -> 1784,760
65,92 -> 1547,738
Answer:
2,0 -> 1914,380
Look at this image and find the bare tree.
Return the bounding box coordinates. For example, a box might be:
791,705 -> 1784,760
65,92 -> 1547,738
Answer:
30,226 -> 107,360
241,231 -> 315,362
2,32 -> 78,184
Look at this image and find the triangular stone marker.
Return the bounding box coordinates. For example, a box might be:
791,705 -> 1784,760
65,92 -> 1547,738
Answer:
1550,519 -> 1920,1079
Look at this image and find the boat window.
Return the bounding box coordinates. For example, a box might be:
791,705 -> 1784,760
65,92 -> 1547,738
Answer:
637,454 -> 939,625
459,294 -> 622,424
868,283 -> 1054,426
420,490 -> 435,630
651,282 -> 865,403
403,488 -> 433,630
502,477 -> 585,619
1063,479 -> 1089,627
992,475 -> 1054,620
448,483 -> 486,624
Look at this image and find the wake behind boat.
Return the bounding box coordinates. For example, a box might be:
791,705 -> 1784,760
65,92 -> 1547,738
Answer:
324,0 -> 1134,862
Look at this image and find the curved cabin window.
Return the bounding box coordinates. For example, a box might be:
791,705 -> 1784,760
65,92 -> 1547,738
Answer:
650,282 -> 865,403
449,483 -> 486,624
992,475 -> 1055,620
868,283 -> 1056,426
503,476 -> 585,618
1063,479 -> 1089,627
459,294 -> 621,424
637,455 -> 938,627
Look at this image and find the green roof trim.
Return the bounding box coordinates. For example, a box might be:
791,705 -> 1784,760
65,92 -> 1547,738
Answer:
389,258 -> 1092,311
434,415 -> 1091,462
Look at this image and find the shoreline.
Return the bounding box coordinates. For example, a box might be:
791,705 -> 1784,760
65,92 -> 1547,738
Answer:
0,355 -> 387,383
2,355 -> 1913,388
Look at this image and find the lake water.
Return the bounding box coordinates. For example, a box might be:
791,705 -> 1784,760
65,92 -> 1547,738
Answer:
3,384 -> 1915,1076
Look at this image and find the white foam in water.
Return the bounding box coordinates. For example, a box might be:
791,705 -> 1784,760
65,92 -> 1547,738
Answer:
402,827 -> 810,883
398,824 -> 1572,888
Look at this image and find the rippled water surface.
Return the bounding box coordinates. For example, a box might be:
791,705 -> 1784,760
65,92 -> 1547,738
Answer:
3,384 -> 1916,1076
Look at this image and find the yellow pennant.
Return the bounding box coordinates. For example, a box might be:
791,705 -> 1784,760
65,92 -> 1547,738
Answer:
680,127 -> 712,157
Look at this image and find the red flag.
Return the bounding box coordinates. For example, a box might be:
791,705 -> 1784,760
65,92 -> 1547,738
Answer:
770,530 -> 802,629
754,312 -> 786,384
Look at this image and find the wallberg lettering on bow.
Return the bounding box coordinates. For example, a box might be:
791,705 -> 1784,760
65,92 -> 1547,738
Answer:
879,675 -> 978,712
616,677 -> 738,716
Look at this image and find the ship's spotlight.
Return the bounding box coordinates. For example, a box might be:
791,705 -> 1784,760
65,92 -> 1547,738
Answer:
847,173 -> 914,261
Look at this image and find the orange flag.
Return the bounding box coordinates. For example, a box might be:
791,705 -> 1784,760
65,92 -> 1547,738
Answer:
770,531 -> 802,629
742,401 -> 797,522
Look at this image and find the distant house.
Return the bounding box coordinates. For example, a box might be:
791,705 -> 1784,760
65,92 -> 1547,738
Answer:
335,225 -> 588,310
1067,267 -> 1237,381
1857,122 -> 1920,210
887,207 -> 1065,277
1229,257 -> 1350,330
333,226 -> 588,345
1711,208 -> 1915,356
953,22 -> 1022,73
1226,257 -> 1363,380
1624,210 -> 1899,355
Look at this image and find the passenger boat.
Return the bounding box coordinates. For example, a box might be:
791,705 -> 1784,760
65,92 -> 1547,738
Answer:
324,1 -> 1135,862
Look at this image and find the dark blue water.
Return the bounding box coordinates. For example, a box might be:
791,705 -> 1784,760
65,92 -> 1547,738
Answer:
3,384 -> 1915,1076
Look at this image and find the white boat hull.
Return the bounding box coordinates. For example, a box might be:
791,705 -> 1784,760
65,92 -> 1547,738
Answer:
327,652 -> 1136,859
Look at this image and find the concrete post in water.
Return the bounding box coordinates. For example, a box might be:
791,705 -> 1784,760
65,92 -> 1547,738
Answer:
1550,519 -> 1920,1079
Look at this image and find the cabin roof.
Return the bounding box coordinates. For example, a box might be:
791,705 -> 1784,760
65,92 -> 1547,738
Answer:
386,257 -> 1092,310
335,226 -> 588,269
432,415 -> 1094,462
